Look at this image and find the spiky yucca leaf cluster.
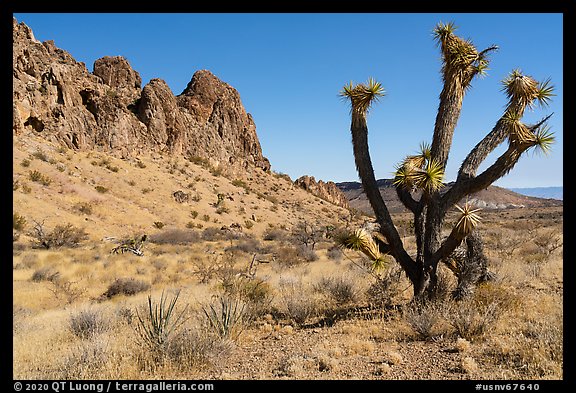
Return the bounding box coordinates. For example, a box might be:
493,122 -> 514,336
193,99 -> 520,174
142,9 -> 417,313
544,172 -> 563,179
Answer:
393,142 -> 445,193
502,69 -> 554,112
335,228 -> 388,271
433,22 -> 497,90
500,69 -> 556,150
454,202 -> 482,237
340,78 -> 385,115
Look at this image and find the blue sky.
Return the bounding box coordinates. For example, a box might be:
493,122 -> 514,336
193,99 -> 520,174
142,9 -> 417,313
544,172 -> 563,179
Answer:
13,13 -> 563,188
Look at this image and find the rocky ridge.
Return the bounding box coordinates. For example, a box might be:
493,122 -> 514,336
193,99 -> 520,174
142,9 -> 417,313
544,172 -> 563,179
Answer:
12,18 -> 270,172
294,175 -> 350,209
337,179 -> 562,215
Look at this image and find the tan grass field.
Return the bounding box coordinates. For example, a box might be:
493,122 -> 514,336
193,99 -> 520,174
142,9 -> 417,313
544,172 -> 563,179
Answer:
13,134 -> 563,380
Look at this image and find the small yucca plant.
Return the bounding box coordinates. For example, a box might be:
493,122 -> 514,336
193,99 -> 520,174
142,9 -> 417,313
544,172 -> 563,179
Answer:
201,295 -> 247,340
134,290 -> 189,353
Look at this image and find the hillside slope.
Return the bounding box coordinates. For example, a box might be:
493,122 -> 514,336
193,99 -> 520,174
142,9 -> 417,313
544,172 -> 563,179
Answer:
13,133 -> 354,246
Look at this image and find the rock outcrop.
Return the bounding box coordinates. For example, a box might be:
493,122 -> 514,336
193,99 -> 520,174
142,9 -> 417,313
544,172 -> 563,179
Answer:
12,18 -> 270,172
295,175 -> 350,209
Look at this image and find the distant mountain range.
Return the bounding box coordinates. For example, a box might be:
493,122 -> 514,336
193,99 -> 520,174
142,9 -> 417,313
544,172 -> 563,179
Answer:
336,180 -> 563,215
507,187 -> 563,201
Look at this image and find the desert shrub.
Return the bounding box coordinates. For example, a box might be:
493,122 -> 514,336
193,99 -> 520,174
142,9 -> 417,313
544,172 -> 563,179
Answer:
31,266 -> 60,282
29,170 -> 52,186
274,245 -> 318,267
403,301 -> 445,340
291,221 -> 323,250
103,278 -> 150,298
191,255 -> 224,284
313,275 -> 359,306
148,229 -> 200,245
69,308 -> 109,339
219,275 -> 275,321
484,318 -> 563,378
190,210 -> 199,219
215,204 -> 230,215
473,282 -> 521,314
136,160 -> 147,169
244,220 -> 254,229
73,202 -> 93,215
277,280 -> 322,326
231,179 -> 248,189
263,228 -> 287,241
188,155 -> 210,167
161,326 -> 233,369
94,185 -> 108,193
57,338 -> 108,379
326,245 -> 343,261
274,246 -> 302,268
202,227 -> 239,241
13,213 -> 27,231
446,298 -> 500,340
31,222 -> 88,249
31,148 -> 50,162
297,245 -> 318,262
49,277 -> 85,304
224,238 -> 262,254
153,221 -> 165,229
365,264 -> 405,309
20,158 -> 31,167
16,253 -> 39,269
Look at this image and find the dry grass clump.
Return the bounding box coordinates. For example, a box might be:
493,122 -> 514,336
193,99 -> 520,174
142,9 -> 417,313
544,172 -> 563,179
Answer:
313,274 -> 361,306
446,297 -> 500,341
276,279 -> 324,326
403,301 -> 446,341
69,308 -> 109,339
57,336 -> 110,379
483,316 -> 563,378
274,245 -> 318,268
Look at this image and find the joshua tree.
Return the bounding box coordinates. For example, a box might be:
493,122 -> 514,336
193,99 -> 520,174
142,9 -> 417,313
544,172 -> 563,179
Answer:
339,22 -> 556,300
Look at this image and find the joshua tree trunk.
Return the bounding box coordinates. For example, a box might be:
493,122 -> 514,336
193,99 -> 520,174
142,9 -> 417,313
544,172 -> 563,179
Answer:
339,22 -> 555,301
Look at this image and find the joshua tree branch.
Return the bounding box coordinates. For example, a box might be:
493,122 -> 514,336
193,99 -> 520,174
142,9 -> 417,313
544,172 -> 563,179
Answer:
442,144 -> 527,210
350,113 -> 419,282
395,187 -> 419,213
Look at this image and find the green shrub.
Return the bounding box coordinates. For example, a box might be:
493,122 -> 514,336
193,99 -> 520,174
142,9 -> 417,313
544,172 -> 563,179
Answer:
13,213 -> 27,231
29,170 -> 52,186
